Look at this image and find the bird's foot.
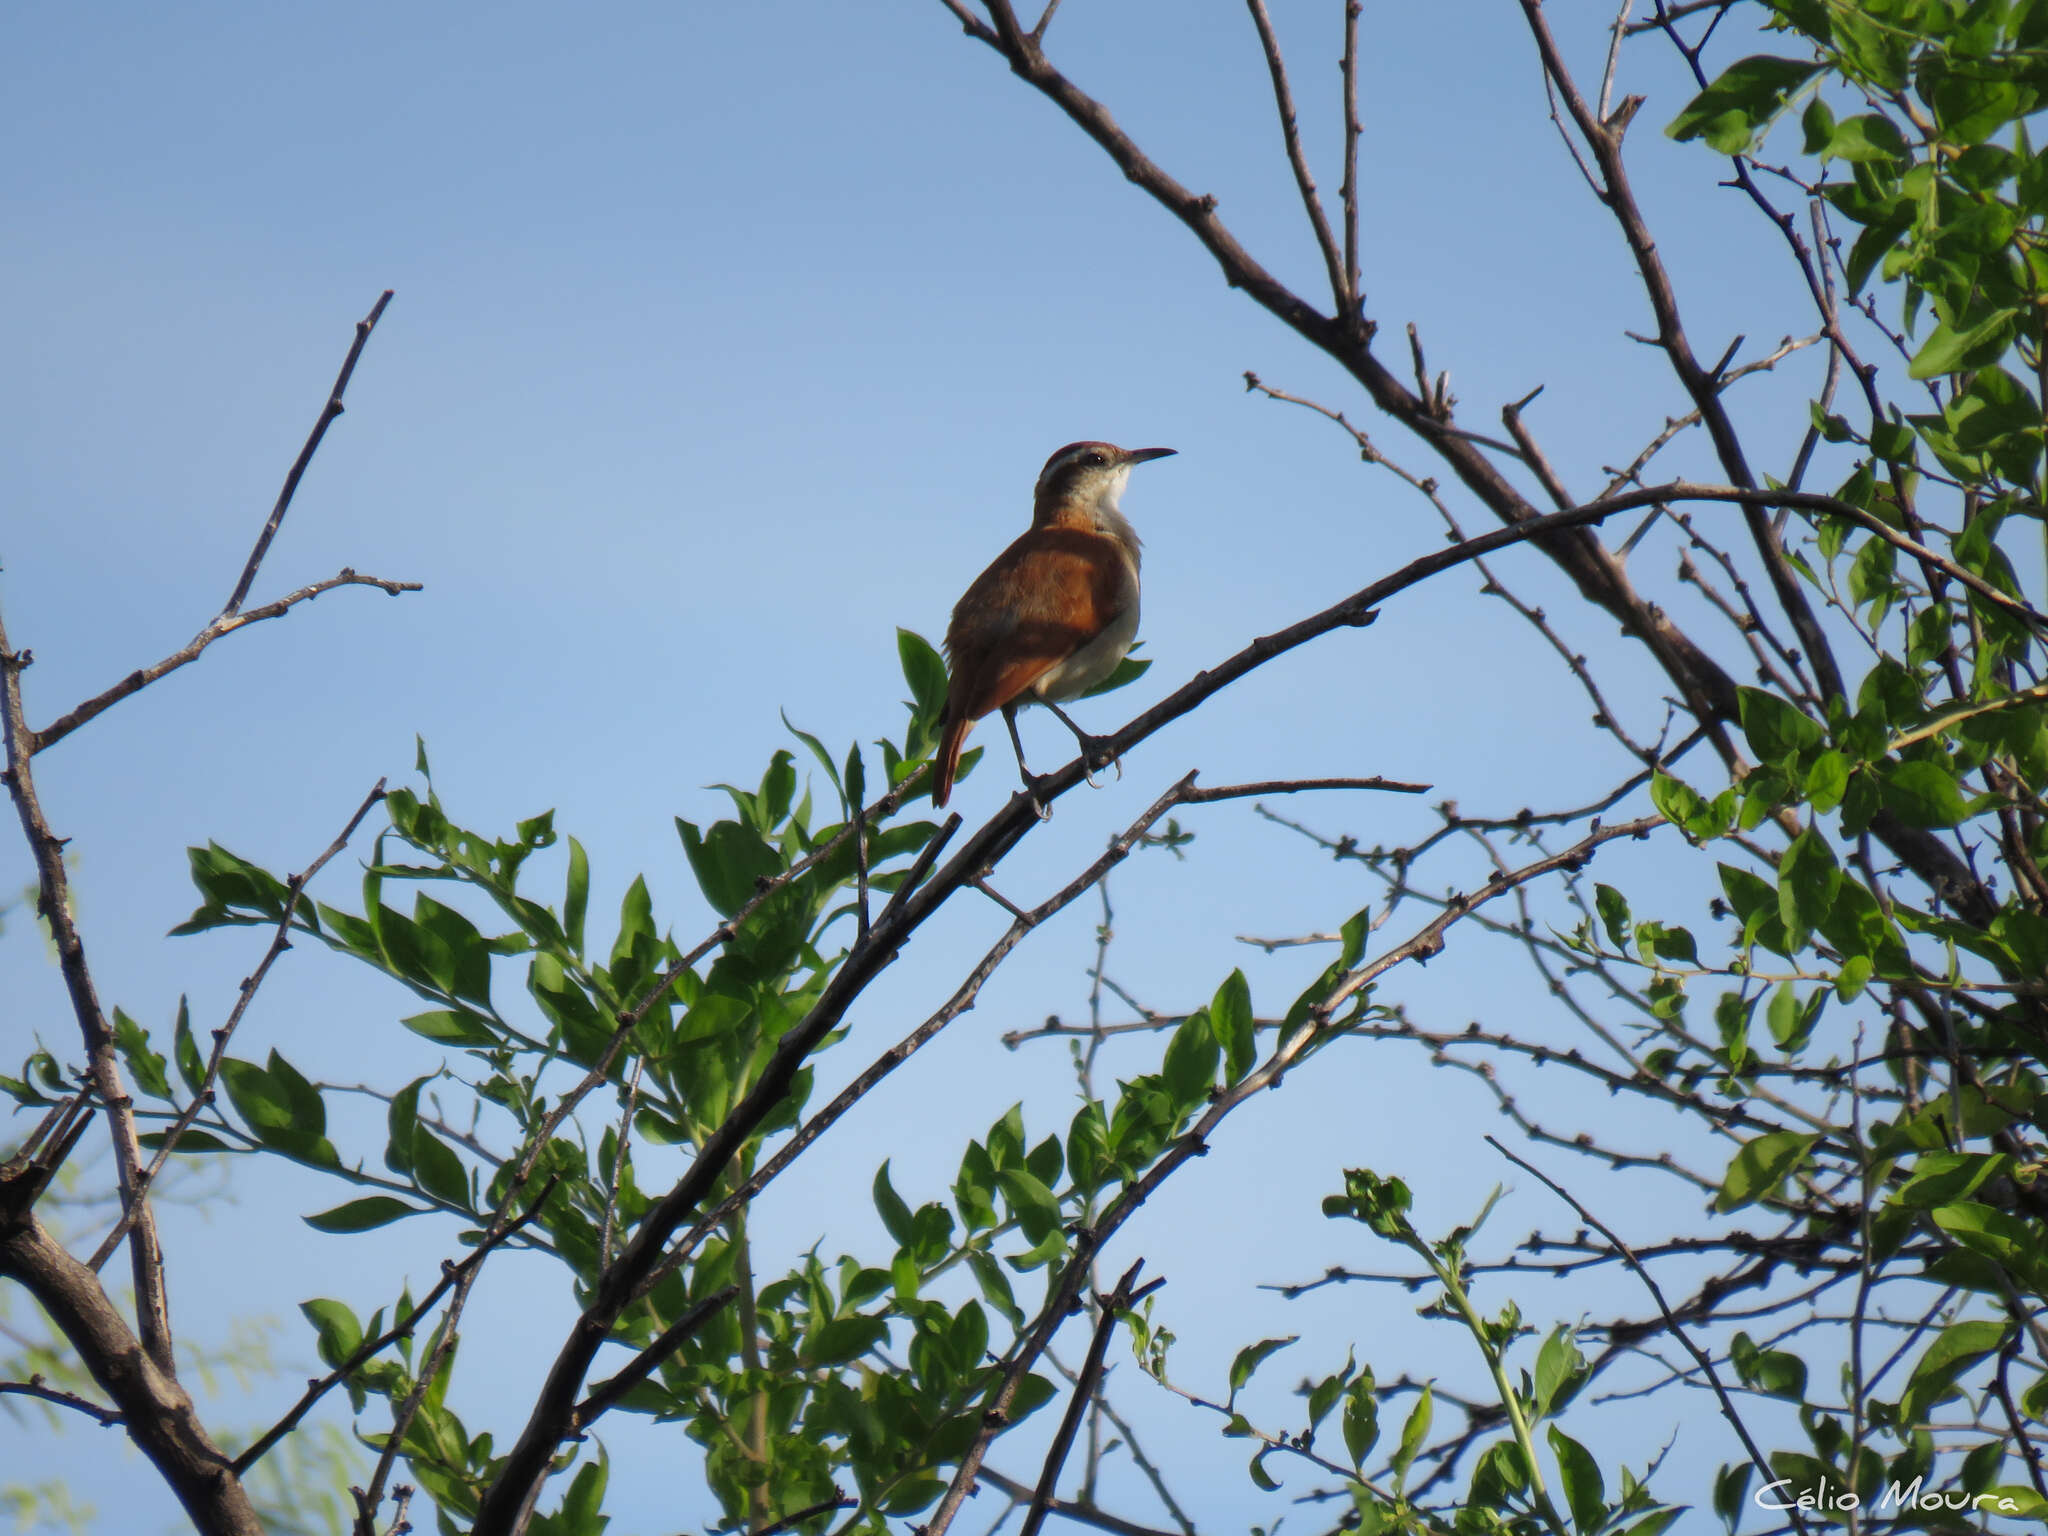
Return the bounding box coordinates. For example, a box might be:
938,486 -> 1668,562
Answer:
1077,734 -> 1122,787
1019,773 -> 1055,821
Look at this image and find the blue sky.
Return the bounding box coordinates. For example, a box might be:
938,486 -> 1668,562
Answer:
2,3 -> 1835,1531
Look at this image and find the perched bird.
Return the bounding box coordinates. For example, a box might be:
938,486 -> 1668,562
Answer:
934,440 -> 1176,810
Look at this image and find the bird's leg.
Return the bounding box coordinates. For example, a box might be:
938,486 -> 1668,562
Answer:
1002,704 -> 1054,820
1042,700 -> 1122,784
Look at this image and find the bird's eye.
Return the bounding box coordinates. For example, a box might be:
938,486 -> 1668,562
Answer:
1086,451 -> 1106,466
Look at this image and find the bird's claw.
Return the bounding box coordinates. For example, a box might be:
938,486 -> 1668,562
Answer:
1020,773 -> 1055,821
1078,735 -> 1122,788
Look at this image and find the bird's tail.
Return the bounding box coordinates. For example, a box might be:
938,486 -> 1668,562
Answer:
933,710 -> 972,808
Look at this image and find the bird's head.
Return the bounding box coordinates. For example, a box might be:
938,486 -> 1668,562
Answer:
1032,441 -> 1176,522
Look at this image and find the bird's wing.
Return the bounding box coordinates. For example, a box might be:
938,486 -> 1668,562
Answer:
943,528 -> 1129,724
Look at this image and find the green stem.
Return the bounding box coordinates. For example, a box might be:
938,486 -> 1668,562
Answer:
1404,1226 -> 1571,1536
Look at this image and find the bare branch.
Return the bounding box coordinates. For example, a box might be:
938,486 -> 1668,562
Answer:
0,1374 -> 122,1427
1515,1 -> 1845,709
225,291 -> 395,617
1340,1 -> 1362,314
976,1467 -> 1188,1536
1019,1262 -> 1160,1536
1485,1137 -> 1812,1536
234,1185 -> 558,1476
35,570 -> 421,756
571,1285 -> 738,1432
0,1206 -> 262,1532
1245,0 -> 1352,316
1,606 -> 174,1372
89,779 -> 389,1273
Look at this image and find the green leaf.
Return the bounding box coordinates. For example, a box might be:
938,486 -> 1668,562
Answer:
299,1298 -> 363,1366
675,818 -> 780,920
873,1161 -> 916,1249
1210,970 -> 1256,1085
1667,55 -> 1823,153
1820,915 -> 1869,987
1649,774 -> 1713,838
1162,1010 -> 1219,1108
1391,1385 -> 1432,1492
1800,92 -> 1834,154
1805,750 -> 1850,814
1715,1130 -> 1818,1212
1777,827 -> 1840,945
1981,1487 -> 2048,1520
1765,982 -> 1817,1054
185,841 -> 293,920
561,1454 -> 608,1531
1738,687 -> 1824,765
1228,1336 -> 1297,1399
1547,1425 -> 1608,1535
169,996 -> 203,1097
138,1127 -> 236,1155
564,836 -> 590,954
1534,1325 -> 1588,1417
898,628 -> 950,736
1931,1202 -> 2048,1290
266,1049 -> 325,1136
219,1057 -> 293,1134
966,1249 -> 1021,1326
801,1314 -> 888,1368
1714,1464 -> 1753,1527
1248,1448 -> 1280,1492
1342,1375 -> 1379,1468
1900,1318 -> 2007,1425
1894,1152 -> 2008,1208
996,1167 -> 1062,1246
1909,308 -> 2021,379
305,1195 -> 428,1233
402,1009 -> 498,1047
1827,112 -> 1909,163
409,1129 -> 473,1212
1594,884 -> 1631,948
1877,758 -> 1968,828
111,1009 -> 170,1102
1730,1331 -> 1808,1399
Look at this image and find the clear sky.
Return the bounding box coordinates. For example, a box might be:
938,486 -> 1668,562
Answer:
3,3 -> 1825,1531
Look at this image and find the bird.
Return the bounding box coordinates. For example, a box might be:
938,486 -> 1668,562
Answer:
933,440 -> 1176,811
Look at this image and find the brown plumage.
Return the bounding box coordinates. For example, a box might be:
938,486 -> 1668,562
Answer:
933,441 -> 1175,809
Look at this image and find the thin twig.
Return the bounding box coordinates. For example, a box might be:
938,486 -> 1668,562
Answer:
89,779 -> 389,1272
1,607 -> 173,1372
1484,1136 -> 1810,1536
226,292 -> 395,616
1019,1262 -> 1160,1536
234,1185 -> 557,1475
755,1493 -> 858,1536
1340,1 -> 1362,319
571,1286 -> 739,1431
34,571 -> 421,756
0,1375 -> 122,1426
1181,775 -> 1428,800
1245,0 -> 1351,314
598,1055 -> 646,1270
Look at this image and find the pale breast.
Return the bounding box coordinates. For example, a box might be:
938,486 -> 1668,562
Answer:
1030,549 -> 1140,704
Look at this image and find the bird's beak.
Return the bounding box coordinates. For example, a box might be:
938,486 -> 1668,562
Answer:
1124,447 -> 1177,464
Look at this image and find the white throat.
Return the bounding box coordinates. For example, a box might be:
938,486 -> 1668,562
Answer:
1082,467 -> 1141,559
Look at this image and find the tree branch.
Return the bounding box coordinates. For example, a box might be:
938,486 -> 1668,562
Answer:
0,1206 -> 262,1533
88,779 -> 389,1273
224,291 -> 395,616
1485,1136 -> 1811,1536
1,604 -> 174,1373
35,570 -> 420,756
1019,1262 -> 1159,1536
